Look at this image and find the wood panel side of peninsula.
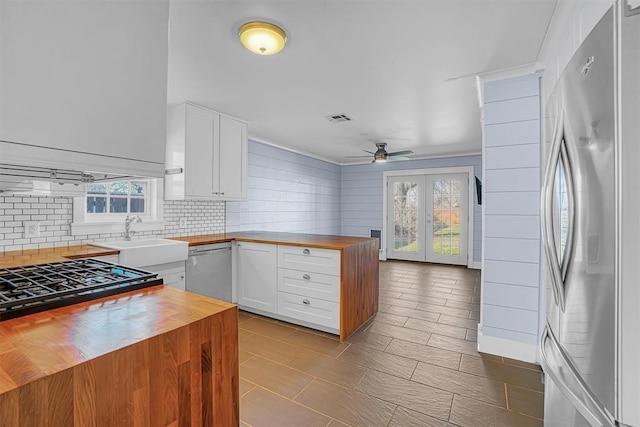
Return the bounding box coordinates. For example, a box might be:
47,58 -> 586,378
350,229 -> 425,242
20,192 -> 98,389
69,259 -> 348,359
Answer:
0,289 -> 239,427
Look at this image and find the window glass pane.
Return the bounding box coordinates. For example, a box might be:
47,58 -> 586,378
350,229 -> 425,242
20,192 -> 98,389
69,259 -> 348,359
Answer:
87,197 -> 107,213
109,181 -> 129,196
130,198 -> 145,213
110,197 -> 127,213
130,181 -> 147,196
87,183 -> 107,195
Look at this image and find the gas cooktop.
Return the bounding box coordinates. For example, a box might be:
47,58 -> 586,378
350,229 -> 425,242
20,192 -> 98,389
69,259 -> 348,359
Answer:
0,258 -> 163,321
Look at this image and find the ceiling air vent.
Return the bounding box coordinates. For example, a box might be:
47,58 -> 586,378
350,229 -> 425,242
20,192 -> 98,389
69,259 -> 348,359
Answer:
324,114 -> 352,123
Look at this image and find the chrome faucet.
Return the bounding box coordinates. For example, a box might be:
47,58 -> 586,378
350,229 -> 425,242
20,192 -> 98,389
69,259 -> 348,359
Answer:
124,215 -> 142,241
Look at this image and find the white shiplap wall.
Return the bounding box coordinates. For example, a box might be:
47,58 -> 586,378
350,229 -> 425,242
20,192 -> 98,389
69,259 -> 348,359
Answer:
479,73 -> 542,362
341,155 -> 482,263
226,140 -> 341,234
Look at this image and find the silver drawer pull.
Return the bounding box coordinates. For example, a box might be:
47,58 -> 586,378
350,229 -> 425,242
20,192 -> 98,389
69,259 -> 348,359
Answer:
303,274 -> 311,280
303,248 -> 310,255
303,299 -> 310,305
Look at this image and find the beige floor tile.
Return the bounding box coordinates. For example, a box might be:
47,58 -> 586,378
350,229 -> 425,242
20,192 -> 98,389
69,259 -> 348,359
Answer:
380,290 -> 403,299
239,317 -> 298,339
384,338 -> 461,370
378,303 -> 391,312
412,362 -> 507,407
278,330 -> 350,357
241,387 -> 331,427
356,370 -> 453,420
239,378 -> 255,397
288,350 -> 369,389
327,419 -> 351,427
378,296 -> 420,310
404,318 -> 467,340
469,310 -> 480,321
345,328 -> 393,352
507,384 -> 544,419
417,302 -> 470,319
428,333 -> 481,357
459,355 -> 544,393
371,311 -> 408,327
239,333 -> 304,364
385,305 -> 440,323
240,355 -> 314,399
239,349 -> 254,365
366,321 -> 431,345
445,299 -> 480,312
238,328 -> 255,342
394,292 -> 448,305
503,357 -> 543,372
240,421 -> 250,427
338,343 -> 418,379
238,311 -> 254,324
465,328 -> 478,342
437,314 -> 479,330
294,379 -> 396,427
449,395 -> 543,427
388,406 -> 457,427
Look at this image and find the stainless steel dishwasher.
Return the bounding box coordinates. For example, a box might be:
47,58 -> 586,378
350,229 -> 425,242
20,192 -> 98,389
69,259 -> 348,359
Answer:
186,242 -> 232,302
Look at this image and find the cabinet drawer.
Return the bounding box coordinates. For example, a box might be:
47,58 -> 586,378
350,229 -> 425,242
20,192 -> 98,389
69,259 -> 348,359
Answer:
277,246 -> 340,276
277,292 -> 339,330
277,268 -> 339,303
161,271 -> 186,290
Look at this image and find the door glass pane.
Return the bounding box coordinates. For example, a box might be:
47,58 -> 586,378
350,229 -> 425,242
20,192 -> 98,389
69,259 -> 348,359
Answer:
393,181 -> 419,253
431,179 -> 462,256
555,154 -> 570,263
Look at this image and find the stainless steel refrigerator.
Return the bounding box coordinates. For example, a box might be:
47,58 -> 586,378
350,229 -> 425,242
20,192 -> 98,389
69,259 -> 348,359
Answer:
540,2 -> 640,426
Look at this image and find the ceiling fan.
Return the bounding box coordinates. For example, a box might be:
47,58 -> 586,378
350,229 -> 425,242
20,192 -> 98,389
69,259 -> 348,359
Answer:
347,143 -> 413,163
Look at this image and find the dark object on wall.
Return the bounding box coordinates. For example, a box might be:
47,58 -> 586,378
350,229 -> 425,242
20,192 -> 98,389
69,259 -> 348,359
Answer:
475,176 -> 482,205
370,230 -> 381,251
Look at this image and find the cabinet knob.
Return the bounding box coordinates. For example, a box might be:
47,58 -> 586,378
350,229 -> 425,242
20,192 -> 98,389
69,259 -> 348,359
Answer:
302,299 -> 310,305
303,248 -> 310,255
180,275 -> 184,279
303,274 -> 311,280
220,192 -> 225,195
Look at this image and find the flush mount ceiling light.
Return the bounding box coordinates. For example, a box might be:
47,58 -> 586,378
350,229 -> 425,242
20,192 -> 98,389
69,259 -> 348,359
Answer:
239,21 -> 287,55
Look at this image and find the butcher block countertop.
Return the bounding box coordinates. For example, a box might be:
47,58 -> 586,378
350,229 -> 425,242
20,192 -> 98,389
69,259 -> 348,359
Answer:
0,286 -> 239,426
0,244 -> 118,268
172,231 -> 377,250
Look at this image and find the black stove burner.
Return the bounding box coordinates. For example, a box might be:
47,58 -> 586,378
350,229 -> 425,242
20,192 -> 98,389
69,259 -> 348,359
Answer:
0,258 -> 162,321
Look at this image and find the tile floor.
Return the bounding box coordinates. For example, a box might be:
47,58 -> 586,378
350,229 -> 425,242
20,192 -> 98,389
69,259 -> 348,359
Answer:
238,260 -> 544,427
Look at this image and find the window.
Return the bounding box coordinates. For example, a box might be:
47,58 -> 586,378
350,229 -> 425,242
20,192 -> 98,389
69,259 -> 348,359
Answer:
86,180 -> 148,216
71,179 -> 164,236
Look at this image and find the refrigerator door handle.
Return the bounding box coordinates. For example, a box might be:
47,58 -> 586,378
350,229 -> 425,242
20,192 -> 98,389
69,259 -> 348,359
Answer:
541,109 -> 567,311
558,140 -> 576,281
540,323 -> 614,426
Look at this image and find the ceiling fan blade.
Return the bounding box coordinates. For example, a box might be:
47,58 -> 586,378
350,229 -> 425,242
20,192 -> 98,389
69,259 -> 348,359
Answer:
346,155 -> 374,158
388,156 -> 410,161
363,150 -> 376,155
387,150 -> 413,156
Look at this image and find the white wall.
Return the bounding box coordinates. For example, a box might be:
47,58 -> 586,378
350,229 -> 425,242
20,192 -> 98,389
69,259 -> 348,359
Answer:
479,73 -> 542,363
226,141 -> 341,234
341,155 -> 482,263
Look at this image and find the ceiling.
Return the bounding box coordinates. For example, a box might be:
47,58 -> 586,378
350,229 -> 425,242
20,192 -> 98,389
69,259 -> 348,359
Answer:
167,0 -> 558,164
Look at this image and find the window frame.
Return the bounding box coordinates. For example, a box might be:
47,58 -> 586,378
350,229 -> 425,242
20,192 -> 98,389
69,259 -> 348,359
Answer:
71,178 -> 164,236
85,180 -> 150,220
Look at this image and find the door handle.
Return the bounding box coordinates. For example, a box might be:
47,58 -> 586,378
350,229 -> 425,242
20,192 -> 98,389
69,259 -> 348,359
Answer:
541,109 -> 567,312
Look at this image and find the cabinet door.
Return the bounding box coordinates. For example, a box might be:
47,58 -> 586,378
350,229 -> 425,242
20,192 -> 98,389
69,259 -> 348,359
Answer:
236,242 -> 277,313
217,116 -> 247,199
185,104 -> 219,198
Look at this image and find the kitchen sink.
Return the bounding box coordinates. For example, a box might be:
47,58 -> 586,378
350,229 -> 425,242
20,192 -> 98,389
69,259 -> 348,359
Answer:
93,238 -> 188,268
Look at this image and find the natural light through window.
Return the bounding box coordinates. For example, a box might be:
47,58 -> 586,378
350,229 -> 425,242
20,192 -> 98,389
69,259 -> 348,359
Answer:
86,181 -> 148,216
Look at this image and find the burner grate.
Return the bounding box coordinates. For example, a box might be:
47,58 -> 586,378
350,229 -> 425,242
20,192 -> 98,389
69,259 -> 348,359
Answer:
0,258 -> 162,320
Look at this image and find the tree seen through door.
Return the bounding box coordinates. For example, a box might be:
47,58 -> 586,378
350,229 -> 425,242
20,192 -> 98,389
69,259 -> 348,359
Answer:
432,179 -> 461,255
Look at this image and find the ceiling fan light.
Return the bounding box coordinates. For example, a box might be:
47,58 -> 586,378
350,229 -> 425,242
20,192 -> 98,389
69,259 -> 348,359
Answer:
239,21 -> 287,55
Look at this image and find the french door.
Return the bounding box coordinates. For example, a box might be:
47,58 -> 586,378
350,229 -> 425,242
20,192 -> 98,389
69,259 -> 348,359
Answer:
387,173 -> 469,265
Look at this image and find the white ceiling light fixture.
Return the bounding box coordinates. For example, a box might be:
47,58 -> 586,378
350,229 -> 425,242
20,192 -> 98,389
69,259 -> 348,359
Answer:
239,21 -> 287,56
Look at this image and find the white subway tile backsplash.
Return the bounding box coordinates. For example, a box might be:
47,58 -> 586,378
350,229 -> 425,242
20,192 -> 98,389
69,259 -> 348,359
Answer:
0,196 -> 225,252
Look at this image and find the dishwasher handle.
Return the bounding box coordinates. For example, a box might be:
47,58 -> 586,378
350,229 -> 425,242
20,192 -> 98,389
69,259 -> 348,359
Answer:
189,247 -> 231,256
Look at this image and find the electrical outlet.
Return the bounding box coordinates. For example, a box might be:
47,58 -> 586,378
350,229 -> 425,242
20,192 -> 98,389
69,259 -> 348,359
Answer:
25,221 -> 40,238
179,218 -> 187,228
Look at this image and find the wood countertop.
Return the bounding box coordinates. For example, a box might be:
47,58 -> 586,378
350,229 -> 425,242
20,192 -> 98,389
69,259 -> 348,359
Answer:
172,231 -> 377,250
0,285 -> 236,395
0,244 -> 118,268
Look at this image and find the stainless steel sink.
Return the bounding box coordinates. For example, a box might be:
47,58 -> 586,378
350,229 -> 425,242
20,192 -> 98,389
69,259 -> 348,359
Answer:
93,238 -> 188,268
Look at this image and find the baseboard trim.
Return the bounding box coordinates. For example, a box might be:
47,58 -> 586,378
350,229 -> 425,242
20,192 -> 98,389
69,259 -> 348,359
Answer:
477,328 -> 539,364
471,261 -> 482,269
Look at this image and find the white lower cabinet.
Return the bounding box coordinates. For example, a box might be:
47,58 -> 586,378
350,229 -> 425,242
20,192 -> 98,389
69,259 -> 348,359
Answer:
236,242 -> 277,313
277,292 -> 339,329
144,261 -> 186,290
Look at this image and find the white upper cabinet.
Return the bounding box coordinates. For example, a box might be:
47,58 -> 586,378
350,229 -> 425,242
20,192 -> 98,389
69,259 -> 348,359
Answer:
0,1 -> 170,177
165,102 -> 248,200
